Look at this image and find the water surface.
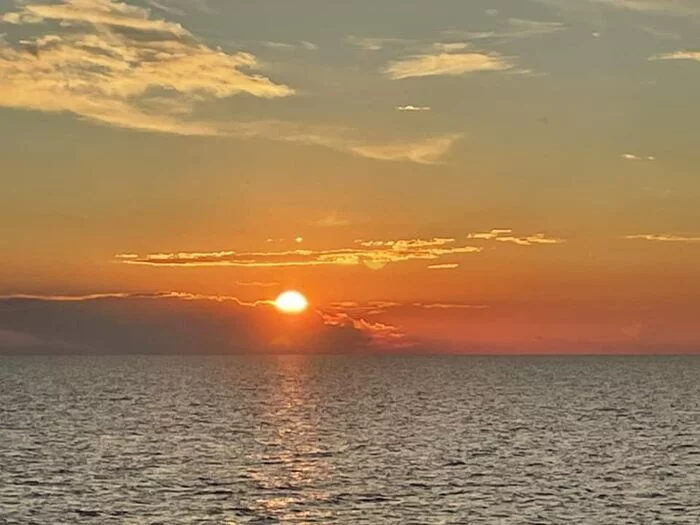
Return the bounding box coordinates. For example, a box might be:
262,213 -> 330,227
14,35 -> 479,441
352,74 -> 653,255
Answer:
1,355 -> 698,523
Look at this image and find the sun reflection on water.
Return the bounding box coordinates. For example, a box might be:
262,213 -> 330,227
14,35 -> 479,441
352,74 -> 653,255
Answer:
245,355 -> 335,522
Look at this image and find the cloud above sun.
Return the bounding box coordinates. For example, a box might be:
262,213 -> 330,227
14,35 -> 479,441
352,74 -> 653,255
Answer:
0,0 -> 458,164
114,231 -> 568,271
115,237 -> 483,270
0,0 -> 293,134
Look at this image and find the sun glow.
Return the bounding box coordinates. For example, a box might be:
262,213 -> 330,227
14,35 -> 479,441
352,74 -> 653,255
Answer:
274,290 -> 308,314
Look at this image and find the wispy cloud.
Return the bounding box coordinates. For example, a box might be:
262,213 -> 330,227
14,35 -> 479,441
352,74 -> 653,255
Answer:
324,300 -> 486,316
536,0 -> 699,16
0,291 -> 273,306
0,0 -> 458,168
443,18 -> 565,41
467,229 -> 566,246
350,135 -> 461,164
346,35 -> 412,52
427,263 -> 459,269
228,121 -> 461,164
411,303 -> 488,310
650,50 -> 700,62
588,0 -> 700,16
114,238 -> 482,270
0,0 -> 293,135
235,281 -> 280,288
625,233 -> 700,243
314,214 -> 350,227
2,0 -> 190,35
262,40 -> 318,51
396,105 -> 432,112
384,49 -> 514,79
622,153 -> 656,160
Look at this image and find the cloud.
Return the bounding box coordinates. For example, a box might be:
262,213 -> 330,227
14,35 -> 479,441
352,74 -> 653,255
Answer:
466,228 -> 514,240
235,281 -> 279,288
384,50 -> 514,79
323,300 -> 486,316
0,0 -> 293,135
318,311 -> 412,349
535,0 -> 699,16
650,50 -> 700,62
114,237 -> 482,270
427,263 -> 459,269
0,2 -> 475,164
625,234 -> 700,243
223,120 -> 461,165
262,40 -> 318,51
314,214 -> 350,227
622,153 -> 656,160
346,36 -> 412,52
0,292 -> 413,353
411,303 -> 489,310
396,105 -> 431,112
0,291 -> 271,306
2,0 -> 190,35
444,18 -> 565,41
467,229 -> 566,246
588,0 -> 700,15
349,134 -> 461,164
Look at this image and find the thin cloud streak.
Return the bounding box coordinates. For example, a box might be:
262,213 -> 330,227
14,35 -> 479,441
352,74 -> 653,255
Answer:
385,50 -> 514,79
622,153 -> 656,160
467,229 -> 566,246
650,50 -> 700,62
114,238 -> 483,270
0,291 -> 273,307
625,234 -> 700,243
396,105 -> 432,112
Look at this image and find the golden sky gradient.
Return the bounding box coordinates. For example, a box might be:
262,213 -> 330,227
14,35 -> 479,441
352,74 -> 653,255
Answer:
1,0 -> 699,353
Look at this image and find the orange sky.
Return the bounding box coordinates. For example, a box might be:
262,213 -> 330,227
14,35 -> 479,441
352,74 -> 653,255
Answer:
1,0 -> 699,353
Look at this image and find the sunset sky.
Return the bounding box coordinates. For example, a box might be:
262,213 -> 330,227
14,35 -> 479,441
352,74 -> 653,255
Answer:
1,0 -> 699,353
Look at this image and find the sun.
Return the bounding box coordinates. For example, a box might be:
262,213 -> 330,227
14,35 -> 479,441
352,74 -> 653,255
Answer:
274,290 -> 308,314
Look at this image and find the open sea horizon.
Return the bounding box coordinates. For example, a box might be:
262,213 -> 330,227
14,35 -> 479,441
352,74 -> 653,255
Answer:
1,354 -> 698,524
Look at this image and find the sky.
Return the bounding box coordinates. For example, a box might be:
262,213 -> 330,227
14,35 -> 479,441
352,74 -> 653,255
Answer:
1,0 -> 699,354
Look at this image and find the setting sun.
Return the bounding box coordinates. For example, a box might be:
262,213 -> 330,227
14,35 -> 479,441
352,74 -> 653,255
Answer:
274,291 -> 308,314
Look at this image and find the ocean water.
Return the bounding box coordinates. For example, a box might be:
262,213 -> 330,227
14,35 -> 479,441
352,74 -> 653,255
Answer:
0,355 -> 698,524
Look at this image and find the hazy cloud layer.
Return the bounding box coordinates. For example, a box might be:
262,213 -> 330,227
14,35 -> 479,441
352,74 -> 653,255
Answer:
0,293 -> 412,353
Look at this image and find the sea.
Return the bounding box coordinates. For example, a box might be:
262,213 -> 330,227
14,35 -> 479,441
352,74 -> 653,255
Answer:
1,355 -> 698,524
